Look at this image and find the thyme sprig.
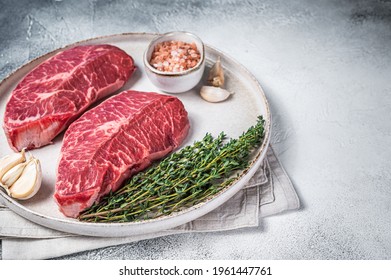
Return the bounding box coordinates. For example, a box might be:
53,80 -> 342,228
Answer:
79,116 -> 265,223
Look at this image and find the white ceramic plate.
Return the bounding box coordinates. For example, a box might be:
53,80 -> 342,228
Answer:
0,33 -> 271,237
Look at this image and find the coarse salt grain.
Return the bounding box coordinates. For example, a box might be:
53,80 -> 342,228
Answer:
150,40 -> 201,72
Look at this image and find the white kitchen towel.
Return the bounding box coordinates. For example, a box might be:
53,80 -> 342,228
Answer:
0,146 -> 300,259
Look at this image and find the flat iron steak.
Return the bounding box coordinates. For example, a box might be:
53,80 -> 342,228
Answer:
3,44 -> 135,151
54,90 -> 190,218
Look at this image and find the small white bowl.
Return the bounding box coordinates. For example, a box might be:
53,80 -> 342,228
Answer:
143,31 -> 206,93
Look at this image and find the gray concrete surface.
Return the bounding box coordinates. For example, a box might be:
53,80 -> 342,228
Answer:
0,0 -> 390,259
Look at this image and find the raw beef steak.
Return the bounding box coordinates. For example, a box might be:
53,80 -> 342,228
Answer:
54,90 -> 190,218
3,44 -> 135,151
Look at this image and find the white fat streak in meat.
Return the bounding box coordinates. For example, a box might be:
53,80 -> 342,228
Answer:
11,48 -> 93,95
24,67 -> 78,86
162,100 -> 177,143
127,99 -> 167,142
6,77 -> 123,128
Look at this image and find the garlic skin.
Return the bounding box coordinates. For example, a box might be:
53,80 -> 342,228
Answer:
0,149 -> 26,180
0,150 -> 42,200
9,158 -> 42,200
201,57 -> 233,103
200,85 -> 234,103
207,56 -> 225,87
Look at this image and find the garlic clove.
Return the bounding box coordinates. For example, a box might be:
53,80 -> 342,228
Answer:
0,149 -> 26,180
207,56 -> 225,87
9,158 -> 42,200
0,161 -> 27,188
200,85 -> 234,103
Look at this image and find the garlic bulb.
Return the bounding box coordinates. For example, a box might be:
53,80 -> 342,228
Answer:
200,86 -> 234,103
9,158 -> 42,200
207,56 -> 225,87
0,150 -> 42,200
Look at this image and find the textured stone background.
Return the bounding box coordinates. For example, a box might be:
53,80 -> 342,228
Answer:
0,0 -> 390,259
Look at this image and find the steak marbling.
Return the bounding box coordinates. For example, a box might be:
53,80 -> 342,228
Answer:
54,90 -> 190,218
3,44 -> 135,151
